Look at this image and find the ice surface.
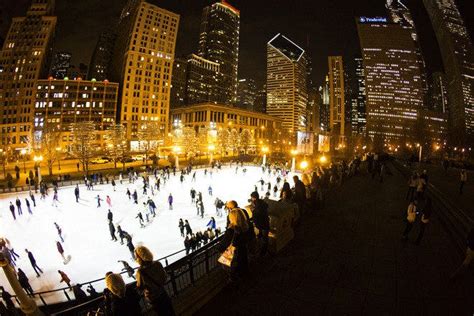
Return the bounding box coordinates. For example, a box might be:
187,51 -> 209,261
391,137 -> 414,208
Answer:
0,165 -> 289,305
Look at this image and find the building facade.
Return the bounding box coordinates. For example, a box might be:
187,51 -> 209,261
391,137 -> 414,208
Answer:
328,56 -> 346,139
254,84 -> 266,113
423,0 -> 474,144
266,33 -> 308,140
356,17 -> 424,142
0,0 -> 56,149
110,0 -> 179,142
170,57 -> 187,108
50,51 -> 72,79
34,78 -> 118,147
428,72 -> 448,113
351,56 -> 366,135
198,1 -> 240,105
319,75 -> 330,132
89,31 -> 116,81
186,53 -> 223,105
236,78 -> 257,111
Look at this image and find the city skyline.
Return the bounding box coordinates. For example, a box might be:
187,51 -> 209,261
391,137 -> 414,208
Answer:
2,0 -> 473,87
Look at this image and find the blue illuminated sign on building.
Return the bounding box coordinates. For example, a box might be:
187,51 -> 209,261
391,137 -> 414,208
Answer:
359,16 -> 388,23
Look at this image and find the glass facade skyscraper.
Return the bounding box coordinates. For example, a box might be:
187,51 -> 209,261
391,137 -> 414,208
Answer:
89,31 -> 116,81
328,56 -> 346,138
198,1 -> 240,105
423,0 -> 474,144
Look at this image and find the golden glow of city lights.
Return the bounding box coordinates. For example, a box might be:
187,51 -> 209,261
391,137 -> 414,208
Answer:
33,155 -> 43,162
290,149 -> 298,156
208,144 -> 215,151
173,146 -> 181,154
20,149 -> 26,155
261,146 -> 269,153
300,160 -> 308,169
319,155 -> 327,164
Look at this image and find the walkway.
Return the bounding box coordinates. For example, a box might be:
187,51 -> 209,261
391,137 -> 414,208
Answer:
197,163 -> 474,315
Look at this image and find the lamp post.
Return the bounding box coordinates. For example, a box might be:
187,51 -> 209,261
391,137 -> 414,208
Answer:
261,146 -> 269,166
208,144 -> 215,164
33,155 -> 43,184
0,251 -> 44,316
20,149 -> 26,173
173,146 -> 180,170
290,149 -> 298,172
56,147 -> 61,171
300,160 -> 308,172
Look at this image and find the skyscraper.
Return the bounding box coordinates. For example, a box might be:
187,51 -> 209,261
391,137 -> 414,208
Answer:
356,16 -> 424,142
236,78 -> 257,111
110,0 -> 179,142
328,56 -> 346,139
50,52 -> 72,79
254,84 -> 267,113
0,0 -> 56,148
198,1 -> 240,105
319,75 -> 330,132
424,0 -> 474,144
428,72 -> 448,113
267,33 -> 307,139
351,56 -> 366,135
170,57 -> 187,108
89,31 -> 116,81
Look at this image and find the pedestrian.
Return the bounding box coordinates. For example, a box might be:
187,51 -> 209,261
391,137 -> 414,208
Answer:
185,220 -> 192,236
135,246 -> 175,315
9,202 -> 16,220
109,220 -> 118,241
58,270 -> 72,289
207,217 -> 216,230
96,195 -> 103,207
250,191 -> 270,256
126,235 -> 135,260
15,197 -> 22,215
17,268 -> 34,295
219,201 -> 250,280
117,225 -> 125,244
118,260 -> 136,279
106,195 -> 112,208
179,219 -> 185,237
132,190 -> 138,204
415,197 -> 432,245
208,185 -> 213,196
402,200 -> 417,240
25,249 -> 43,277
111,179 -> 116,192
30,191 -> 36,207
0,286 -> 15,311
104,272 -> 141,315
168,193 -> 173,210
52,191 -> 59,207
56,241 -> 67,262
460,169 -> 467,194
74,184 -> 80,203
55,222 -> 64,242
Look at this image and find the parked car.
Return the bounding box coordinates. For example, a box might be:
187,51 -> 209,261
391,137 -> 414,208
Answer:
90,158 -> 109,164
120,156 -> 135,163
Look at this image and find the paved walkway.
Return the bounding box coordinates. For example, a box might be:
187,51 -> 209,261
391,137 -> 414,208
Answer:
197,164 -> 474,315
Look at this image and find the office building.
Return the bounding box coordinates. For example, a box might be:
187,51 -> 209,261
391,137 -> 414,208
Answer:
356,16 -> 424,141
319,76 -> 330,132
428,72 -> 448,113
236,78 -> 257,111
424,0 -> 474,144
110,0 -> 179,142
89,31 -> 116,81
186,53 -> 223,105
34,78 -> 118,147
254,85 -> 266,113
328,56 -> 346,139
67,63 -> 88,80
267,33 -> 308,140
170,57 -> 187,108
0,0 -> 56,149
50,52 -> 72,79
351,56 -> 366,135
198,1 -> 240,105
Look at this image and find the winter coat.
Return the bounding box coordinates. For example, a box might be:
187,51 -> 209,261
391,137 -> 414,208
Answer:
56,242 -> 64,254
252,199 -> 270,231
107,286 -> 141,316
407,204 -> 416,223
136,261 -> 167,303
59,272 -> 70,284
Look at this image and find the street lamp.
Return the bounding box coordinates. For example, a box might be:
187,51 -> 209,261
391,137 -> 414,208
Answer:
208,144 -> 215,164
290,149 -> 298,172
173,146 -> 180,169
20,149 -> 26,173
300,160 -> 308,171
33,155 -> 43,184
261,146 -> 269,166
56,147 -> 61,171
319,155 -> 327,164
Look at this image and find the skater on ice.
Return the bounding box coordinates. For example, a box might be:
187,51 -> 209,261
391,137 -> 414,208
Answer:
54,222 -> 64,242
179,219 -> 185,237
74,185 -> 80,202
168,193 -> 173,210
26,249 -> 43,277
109,220 -> 118,241
185,220 -> 192,236
58,270 -> 72,290
118,260 -> 136,279
17,268 -> 34,295
25,198 -> 32,214
106,195 -> 112,208
96,195 -> 103,208
107,209 -> 113,222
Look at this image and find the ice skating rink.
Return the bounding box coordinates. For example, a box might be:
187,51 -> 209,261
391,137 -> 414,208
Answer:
0,165 -> 283,304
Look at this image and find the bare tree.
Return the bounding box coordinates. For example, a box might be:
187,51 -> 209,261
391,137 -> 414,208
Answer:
239,129 -> 254,154
229,128 -> 240,156
70,121 -> 97,174
217,128 -> 230,156
0,146 -> 10,178
37,124 -> 61,176
104,124 -> 129,169
181,127 -> 199,160
137,121 -> 162,165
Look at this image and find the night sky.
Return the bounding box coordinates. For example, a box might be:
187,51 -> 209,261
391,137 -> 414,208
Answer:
1,0 -> 473,87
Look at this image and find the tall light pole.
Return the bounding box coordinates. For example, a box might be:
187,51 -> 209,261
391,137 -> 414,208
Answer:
208,144 -> 215,164
0,251 -> 44,315
290,149 -> 298,172
20,149 -> 27,173
261,146 -> 269,166
173,146 -> 180,170
33,155 -> 43,184
56,147 -> 61,171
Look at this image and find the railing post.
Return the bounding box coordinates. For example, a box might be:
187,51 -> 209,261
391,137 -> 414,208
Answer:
188,257 -> 195,284
205,249 -> 210,273
63,289 -> 71,301
38,293 -> 47,306
169,269 -> 178,296
165,258 -> 169,267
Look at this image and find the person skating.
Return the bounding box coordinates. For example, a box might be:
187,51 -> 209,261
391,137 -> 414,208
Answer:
55,222 -> 64,242
126,188 -> 131,200
185,220 -> 192,236
214,198 -> 224,217
9,202 -> 16,220
132,190 -> 138,204
190,188 -> 196,203
118,260 -> 136,279
199,200 -> 204,218
58,270 -> 72,290
207,217 -> 216,230
107,209 -> 114,222
251,191 -> 270,256
111,179 -> 116,192
52,191 -> 59,207
117,225 -> 125,244
25,249 -> 43,277
168,193 -> 173,210
125,234 -> 135,260
25,198 -> 33,215
96,195 -> 103,207
56,241 -> 67,262
109,220 -> 118,241
17,268 -> 34,296
136,212 -> 145,228
179,219 -> 185,237
29,191 -> 36,206
208,185 -> 213,196
147,198 -> 157,217
15,198 -> 22,216
106,195 -> 112,208
135,246 -> 175,315
74,184 -> 80,202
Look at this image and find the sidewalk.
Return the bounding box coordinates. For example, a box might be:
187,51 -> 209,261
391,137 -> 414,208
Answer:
197,164 -> 474,315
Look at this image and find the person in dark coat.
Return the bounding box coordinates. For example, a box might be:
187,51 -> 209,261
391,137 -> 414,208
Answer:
0,286 -> 15,311
117,225 -> 125,244
9,202 -> 16,220
135,246 -> 175,315
104,273 -> 141,316
178,219 -> 185,237
184,220 -> 192,236
118,260 -> 135,279
15,198 -> 22,215
184,236 -> 191,254
107,209 -> 114,222
293,175 -> 306,212
56,241 -> 66,261
250,191 -> 270,256
17,268 -> 34,295
74,185 -> 80,202
72,284 -> 88,302
109,221 -> 117,241
25,249 -> 43,277
25,198 -> 32,214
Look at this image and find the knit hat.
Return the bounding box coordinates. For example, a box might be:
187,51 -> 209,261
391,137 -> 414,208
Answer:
105,273 -> 125,298
134,245 -> 154,262
250,191 -> 259,199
